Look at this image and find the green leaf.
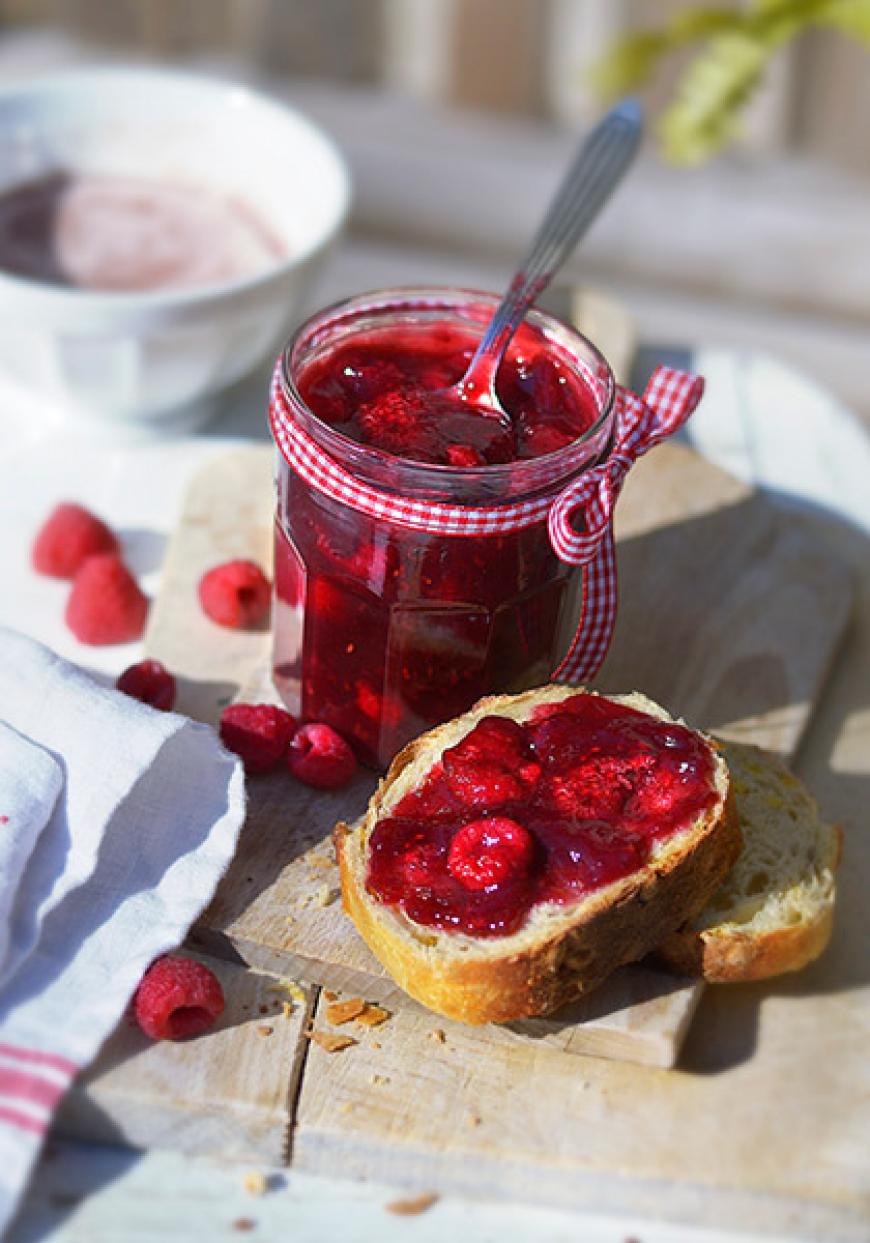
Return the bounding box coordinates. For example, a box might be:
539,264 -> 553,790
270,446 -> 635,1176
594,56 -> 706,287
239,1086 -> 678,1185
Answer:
587,31 -> 669,98
587,0 -> 870,163
821,0 -> 870,45
670,7 -> 743,40
658,30 -> 772,163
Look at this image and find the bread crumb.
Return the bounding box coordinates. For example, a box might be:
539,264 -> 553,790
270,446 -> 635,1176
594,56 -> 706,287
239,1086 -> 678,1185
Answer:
371,1040 -> 382,1051
256,1025 -> 273,1037
315,882 -> 337,907
243,1171 -> 267,1196
307,1030 -> 357,1053
369,1073 -> 390,1086
385,1192 -> 439,1216
324,990 -> 338,1002
356,1004 -> 390,1027
428,1028 -> 446,1044
466,1112 -> 481,1128
309,854 -> 333,869
326,997 -> 366,1025
268,979 -> 306,1004
281,1001 -> 295,1020
232,1219 -> 256,1233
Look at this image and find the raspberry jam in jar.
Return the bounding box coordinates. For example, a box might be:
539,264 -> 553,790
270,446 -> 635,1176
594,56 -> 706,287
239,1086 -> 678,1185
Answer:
271,288 -> 615,768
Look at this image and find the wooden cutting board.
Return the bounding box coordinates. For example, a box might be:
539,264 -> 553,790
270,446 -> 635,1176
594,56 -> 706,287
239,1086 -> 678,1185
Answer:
145,441 -> 848,1071
60,441 -> 862,1237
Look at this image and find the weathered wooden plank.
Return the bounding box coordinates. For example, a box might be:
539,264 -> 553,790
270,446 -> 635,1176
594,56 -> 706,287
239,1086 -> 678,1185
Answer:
56,954 -> 316,1165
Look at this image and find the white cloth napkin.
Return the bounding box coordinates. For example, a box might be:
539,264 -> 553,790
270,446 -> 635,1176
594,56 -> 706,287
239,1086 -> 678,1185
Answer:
0,628 -> 246,1236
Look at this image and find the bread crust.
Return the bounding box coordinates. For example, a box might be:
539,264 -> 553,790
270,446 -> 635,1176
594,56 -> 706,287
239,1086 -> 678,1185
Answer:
656,903 -> 835,982
657,749 -> 841,984
335,686 -> 742,1024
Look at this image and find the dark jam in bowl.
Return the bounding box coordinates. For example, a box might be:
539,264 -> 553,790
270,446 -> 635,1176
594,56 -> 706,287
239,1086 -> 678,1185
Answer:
271,293 -> 615,769
365,693 -> 719,938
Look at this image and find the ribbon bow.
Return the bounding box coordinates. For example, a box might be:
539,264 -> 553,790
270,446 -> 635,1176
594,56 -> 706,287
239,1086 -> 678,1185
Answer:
550,367 -> 704,682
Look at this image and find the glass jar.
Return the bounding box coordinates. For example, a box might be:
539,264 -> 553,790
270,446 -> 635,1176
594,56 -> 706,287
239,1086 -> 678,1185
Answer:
270,287 -> 615,768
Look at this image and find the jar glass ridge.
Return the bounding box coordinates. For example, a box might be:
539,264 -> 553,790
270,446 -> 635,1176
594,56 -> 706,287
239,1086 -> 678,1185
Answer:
271,286 -> 616,768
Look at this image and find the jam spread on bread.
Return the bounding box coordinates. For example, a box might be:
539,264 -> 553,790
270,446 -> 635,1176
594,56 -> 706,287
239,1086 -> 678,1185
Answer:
297,320 -> 600,465
366,694 -> 718,936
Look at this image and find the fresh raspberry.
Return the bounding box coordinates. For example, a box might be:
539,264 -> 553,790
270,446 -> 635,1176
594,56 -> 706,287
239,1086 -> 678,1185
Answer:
65,554 -> 148,645
32,502 -> 119,579
116,659 -> 176,711
442,716 -> 541,808
287,721 -> 356,790
219,703 -> 297,774
448,817 -> 535,890
133,955 -> 225,1041
198,560 -> 271,629
445,444 -> 485,468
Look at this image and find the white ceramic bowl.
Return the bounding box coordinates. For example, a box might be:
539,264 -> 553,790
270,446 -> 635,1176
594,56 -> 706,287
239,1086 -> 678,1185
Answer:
0,65 -> 350,432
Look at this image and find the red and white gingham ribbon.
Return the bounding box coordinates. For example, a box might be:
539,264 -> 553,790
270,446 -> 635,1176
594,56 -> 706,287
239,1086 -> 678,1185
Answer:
270,362 -> 703,683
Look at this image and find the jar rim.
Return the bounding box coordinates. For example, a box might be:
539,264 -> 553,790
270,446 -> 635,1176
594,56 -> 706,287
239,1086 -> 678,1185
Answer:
277,285 -> 616,499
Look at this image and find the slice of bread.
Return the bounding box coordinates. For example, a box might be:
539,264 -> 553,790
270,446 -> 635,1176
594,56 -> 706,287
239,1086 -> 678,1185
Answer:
334,685 -> 741,1024
657,742 -> 841,982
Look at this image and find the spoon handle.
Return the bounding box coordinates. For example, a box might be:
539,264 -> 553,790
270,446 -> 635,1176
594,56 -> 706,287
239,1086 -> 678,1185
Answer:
462,99 -> 643,400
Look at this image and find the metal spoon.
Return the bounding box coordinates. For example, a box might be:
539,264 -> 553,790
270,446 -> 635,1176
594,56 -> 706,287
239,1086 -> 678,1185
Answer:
448,99 -> 643,419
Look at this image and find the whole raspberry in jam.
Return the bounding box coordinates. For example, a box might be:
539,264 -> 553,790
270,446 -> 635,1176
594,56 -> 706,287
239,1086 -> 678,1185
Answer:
287,722 -> 356,790
65,554 -> 148,645
541,752 -> 658,821
116,659 -> 176,711
448,817 -> 535,890
442,716 -> 541,808
219,703 -> 297,774
198,560 -> 271,629
134,955 -> 225,1041
445,444 -> 485,468
32,501 -> 119,579
357,388 -> 427,457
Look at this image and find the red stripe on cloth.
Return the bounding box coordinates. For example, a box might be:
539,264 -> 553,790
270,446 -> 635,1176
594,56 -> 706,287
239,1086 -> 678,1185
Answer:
0,1067 -> 65,1109
0,1103 -> 46,1135
0,1043 -> 77,1078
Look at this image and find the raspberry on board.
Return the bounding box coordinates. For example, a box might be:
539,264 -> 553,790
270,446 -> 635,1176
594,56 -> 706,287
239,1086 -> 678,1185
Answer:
448,817 -> 535,891
116,659 -> 176,712
32,502 -> 119,579
134,955 -> 225,1041
288,721 -> 357,790
219,703 -> 297,774
198,560 -> 271,629
65,554 -> 148,645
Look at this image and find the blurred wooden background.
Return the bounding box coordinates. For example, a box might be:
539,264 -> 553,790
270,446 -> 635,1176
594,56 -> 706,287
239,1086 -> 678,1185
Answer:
0,0 -> 867,419
2,0 -> 868,172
